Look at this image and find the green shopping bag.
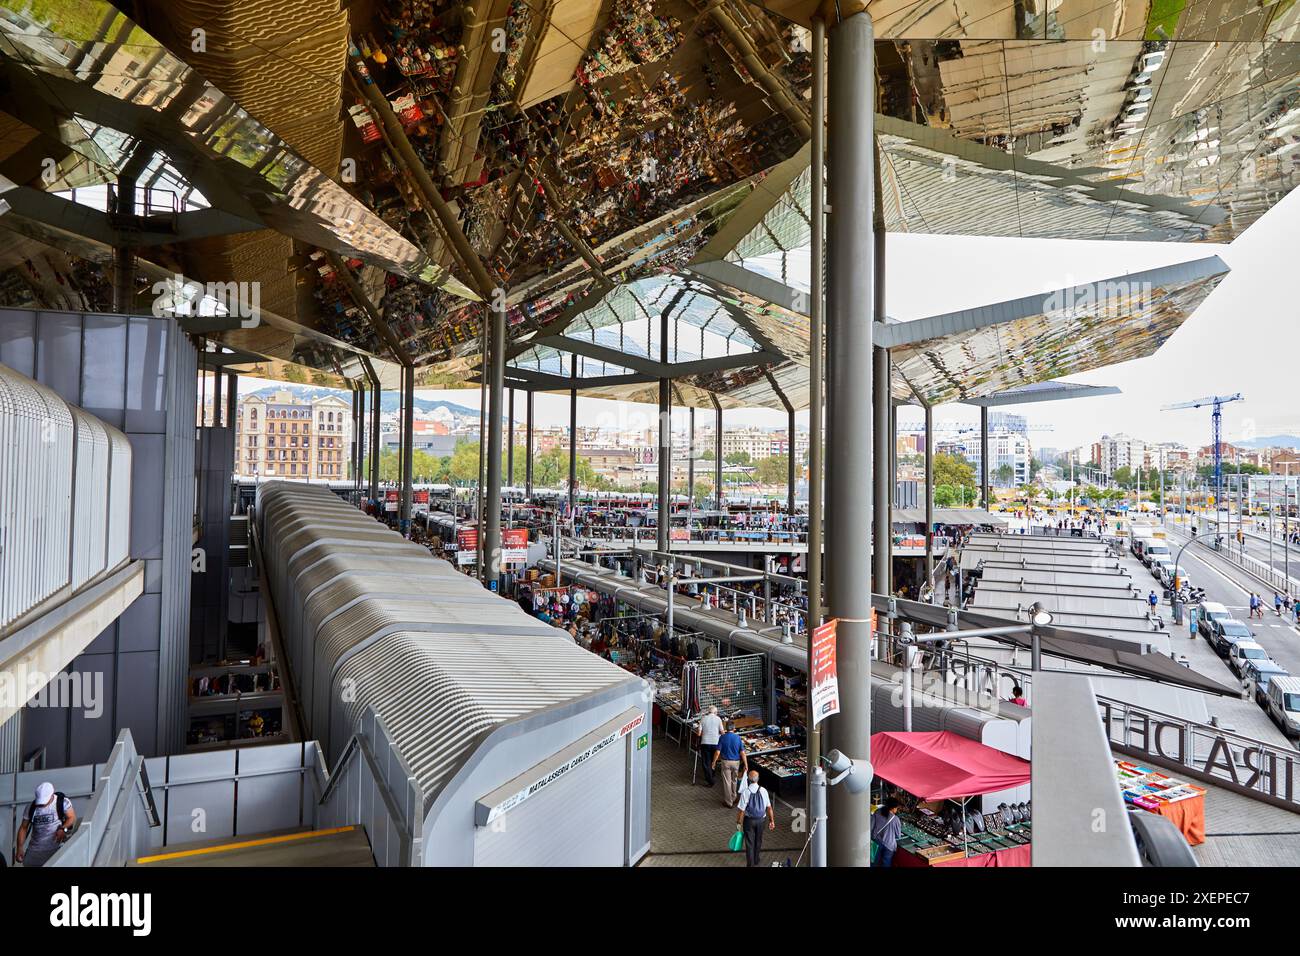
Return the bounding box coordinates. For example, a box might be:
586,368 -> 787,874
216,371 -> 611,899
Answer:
870,841 -> 880,863
728,828 -> 745,852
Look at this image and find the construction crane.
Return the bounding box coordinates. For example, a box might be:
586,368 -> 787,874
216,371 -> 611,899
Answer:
1162,393 -> 1244,513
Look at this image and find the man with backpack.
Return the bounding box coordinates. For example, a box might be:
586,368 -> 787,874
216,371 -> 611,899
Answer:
734,769 -> 776,866
14,782 -> 76,867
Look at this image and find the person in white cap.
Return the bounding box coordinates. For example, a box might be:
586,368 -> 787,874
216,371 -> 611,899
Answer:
14,782 -> 75,867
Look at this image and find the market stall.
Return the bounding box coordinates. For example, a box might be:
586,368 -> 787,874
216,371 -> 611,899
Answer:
1116,760 -> 1206,846
871,731 -> 1033,868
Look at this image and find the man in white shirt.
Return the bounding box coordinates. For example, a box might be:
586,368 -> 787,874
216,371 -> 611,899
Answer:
734,770 -> 776,866
697,705 -> 724,788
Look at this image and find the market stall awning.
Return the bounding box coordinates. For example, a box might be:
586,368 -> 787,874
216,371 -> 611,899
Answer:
871,731 -> 1031,800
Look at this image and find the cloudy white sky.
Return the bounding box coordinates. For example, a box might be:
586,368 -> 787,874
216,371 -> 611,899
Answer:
242,185 -> 1299,452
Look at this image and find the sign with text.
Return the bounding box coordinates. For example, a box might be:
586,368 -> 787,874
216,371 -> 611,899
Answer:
503,528 -> 529,566
810,618 -> 840,727
457,527 -> 478,553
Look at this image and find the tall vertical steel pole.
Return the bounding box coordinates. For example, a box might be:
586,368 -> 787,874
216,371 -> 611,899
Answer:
806,19 -> 827,831
351,385 -> 361,496
400,363 -> 415,534
485,299 -> 506,591
787,404 -> 797,518
924,402 -> 935,584
688,406 -> 696,526
826,9 -> 875,868
568,354 -> 578,515
658,379 -> 672,553
525,390 -> 535,496
981,405 -> 990,510
807,20 -> 827,826
507,387 -> 515,489
714,397 -> 724,511
874,349 -> 891,600
368,371 -> 380,501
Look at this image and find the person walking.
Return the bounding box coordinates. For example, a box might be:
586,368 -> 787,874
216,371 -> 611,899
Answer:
712,721 -> 747,807
14,782 -> 75,867
697,705 -> 724,787
1276,592 -> 1284,616
734,769 -> 775,867
1248,593 -> 1259,619
1148,590 -> 1159,612
871,798 -> 903,867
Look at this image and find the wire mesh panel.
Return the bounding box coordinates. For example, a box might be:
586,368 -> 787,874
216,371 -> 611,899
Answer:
685,653 -> 765,720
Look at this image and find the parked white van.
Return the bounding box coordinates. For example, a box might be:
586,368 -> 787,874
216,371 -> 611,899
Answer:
1264,675 -> 1300,737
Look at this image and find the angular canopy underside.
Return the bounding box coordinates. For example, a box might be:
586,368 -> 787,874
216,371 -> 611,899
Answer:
0,0 -> 1286,406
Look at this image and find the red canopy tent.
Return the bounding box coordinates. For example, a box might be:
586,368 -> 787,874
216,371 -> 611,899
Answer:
870,731 -> 1030,799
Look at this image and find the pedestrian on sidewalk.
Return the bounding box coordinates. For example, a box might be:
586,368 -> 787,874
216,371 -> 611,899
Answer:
713,721 -> 747,807
734,770 -> 775,867
697,705 -> 723,787
1277,593 -> 1284,616
1249,593 -> 1259,619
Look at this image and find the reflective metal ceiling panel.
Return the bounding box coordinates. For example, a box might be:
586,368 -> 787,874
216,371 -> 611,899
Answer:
0,0 -> 476,297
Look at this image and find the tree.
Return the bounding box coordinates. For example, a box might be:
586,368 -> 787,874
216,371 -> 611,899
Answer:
700,449 -> 715,460
724,451 -> 751,466
933,453 -> 976,489
1113,465 -> 1133,488
754,454 -> 789,485
1029,457 -> 1043,481
693,478 -> 714,504
994,464 -> 1015,487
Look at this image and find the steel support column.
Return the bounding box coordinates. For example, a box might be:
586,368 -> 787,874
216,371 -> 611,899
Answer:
873,347 -> 891,600
365,361 -> 380,501
568,355 -> 578,514
688,406 -> 696,518
507,387 -> 515,488
788,404 -> 797,517
713,396 -> 724,511
354,385 -> 364,497
825,9 -> 875,868
658,378 -> 671,554
981,405 -> 990,510
400,363 -> 415,534
924,402 -> 935,583
525,390 -> 535,496
226,373 -> 237,431
485,299 -> 506,590
806,13 -> 827,857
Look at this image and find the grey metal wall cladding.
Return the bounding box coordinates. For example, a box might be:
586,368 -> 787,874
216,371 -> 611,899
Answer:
5,311 -> 189,763
473,736 -> 625,866
70,408 -> 109,592
0,363 -> 132,632
257,481 -> 640,810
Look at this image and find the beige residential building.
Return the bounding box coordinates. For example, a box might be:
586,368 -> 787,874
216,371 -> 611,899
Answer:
235,389 -> 353,480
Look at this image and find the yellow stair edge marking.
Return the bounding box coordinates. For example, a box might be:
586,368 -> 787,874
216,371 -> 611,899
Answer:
136,826 -> 356,864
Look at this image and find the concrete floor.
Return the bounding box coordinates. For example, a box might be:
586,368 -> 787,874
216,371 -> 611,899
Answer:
638,732 -> 809,867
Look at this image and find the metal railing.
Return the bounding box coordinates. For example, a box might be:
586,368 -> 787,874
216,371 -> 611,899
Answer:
1099,695 -> 1300,813
1170,525 -> 1300,599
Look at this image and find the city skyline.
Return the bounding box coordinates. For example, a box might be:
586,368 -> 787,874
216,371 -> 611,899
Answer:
234,183 -> 1298,453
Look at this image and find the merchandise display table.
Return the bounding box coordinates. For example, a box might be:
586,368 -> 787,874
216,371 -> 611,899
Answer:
895,843 -> 1031,868
1116,760 -> 1206,846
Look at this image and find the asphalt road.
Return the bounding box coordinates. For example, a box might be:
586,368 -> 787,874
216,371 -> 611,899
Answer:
1165,528 -> 1300,679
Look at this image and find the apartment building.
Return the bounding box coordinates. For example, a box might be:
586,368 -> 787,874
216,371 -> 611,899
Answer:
235,389 -> 353,479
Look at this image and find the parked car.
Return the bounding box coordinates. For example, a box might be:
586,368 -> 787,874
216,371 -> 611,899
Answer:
1263,675 -> 1300,737
1196,601 -> 1231,638
1228,640 -> 1272,677
1156,562 -> 1187,590
1210,618 -> 1256,655
1244,658 -> 1290,702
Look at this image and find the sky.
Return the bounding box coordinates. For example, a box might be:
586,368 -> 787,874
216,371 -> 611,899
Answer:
239,185 -> 1300,453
